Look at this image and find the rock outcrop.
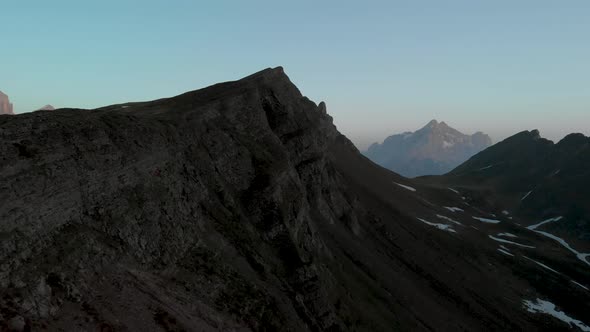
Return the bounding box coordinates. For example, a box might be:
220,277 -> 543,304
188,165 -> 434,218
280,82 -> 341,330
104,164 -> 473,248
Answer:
364,120 -> 492,177
0,91 -> 14,115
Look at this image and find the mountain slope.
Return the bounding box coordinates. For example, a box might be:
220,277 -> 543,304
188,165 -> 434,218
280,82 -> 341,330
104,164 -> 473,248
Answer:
364,120 -> 491,177
1,68 -> 588,331
429,130 -> 590,248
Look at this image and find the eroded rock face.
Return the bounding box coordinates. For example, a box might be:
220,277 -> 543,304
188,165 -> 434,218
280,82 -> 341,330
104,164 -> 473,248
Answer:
0,91 -> 14,115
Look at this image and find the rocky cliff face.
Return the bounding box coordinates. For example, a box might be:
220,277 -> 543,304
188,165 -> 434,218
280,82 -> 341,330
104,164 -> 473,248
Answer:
1,68 -> 588,331
364,120 -> 492,177
0,91 -> 14,115
0,68 -> 354,331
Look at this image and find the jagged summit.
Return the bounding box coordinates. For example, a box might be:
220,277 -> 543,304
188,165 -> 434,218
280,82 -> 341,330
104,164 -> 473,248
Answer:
242,66 -> 286,80
120,66 -> 309,116
426,119 -> 439,127
364,120 -> 492,177
424,119 -> 449,128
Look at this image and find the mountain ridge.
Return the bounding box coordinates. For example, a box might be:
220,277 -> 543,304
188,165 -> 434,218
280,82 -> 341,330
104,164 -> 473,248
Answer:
1,68 -> 588,331
431,129 -> 590,248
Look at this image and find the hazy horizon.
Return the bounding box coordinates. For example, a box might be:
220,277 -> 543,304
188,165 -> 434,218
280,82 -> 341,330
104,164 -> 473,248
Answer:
2,1 -> 589,149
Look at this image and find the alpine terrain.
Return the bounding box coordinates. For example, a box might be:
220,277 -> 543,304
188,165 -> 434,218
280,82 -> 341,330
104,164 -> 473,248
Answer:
424,129 -> 590,251
0,68 -> 588,331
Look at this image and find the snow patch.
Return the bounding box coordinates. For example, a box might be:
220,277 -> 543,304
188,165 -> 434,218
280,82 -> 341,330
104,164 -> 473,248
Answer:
447,187 -> 460,194
443,140 -> 454,149
497,232 -> 517,238
527,216 -> 563,231
444,206 -> 464,213
394,182 -> 416,192
523,299 -> 590,331
532,230 -> 590,266
526,217 -> 590,266
436,214 -> 462,225
523,256 -> 561,274
472,216 -> 501,224
571,280 -> 589,291
478,165 -> 493,171
502,210 -> 510,215
498,248 -> 514,256
417,218 -> 456,233
521,190 -> 533,201
488,235 -> 535,248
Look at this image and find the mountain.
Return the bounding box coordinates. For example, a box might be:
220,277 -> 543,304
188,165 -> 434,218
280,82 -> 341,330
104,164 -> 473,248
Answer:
36,104 -> 55,111
0,91 -> 14,115
364,120 -> 492,177
425,129 -> 590,248
1,68 -> 589,331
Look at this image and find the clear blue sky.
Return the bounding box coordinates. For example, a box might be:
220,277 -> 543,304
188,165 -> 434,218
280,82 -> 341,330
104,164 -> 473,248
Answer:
2,1 -> 589,148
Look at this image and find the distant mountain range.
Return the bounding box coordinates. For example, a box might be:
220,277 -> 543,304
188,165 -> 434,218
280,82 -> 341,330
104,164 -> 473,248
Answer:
0,91 -> 55,114
36,104 -> 55,111
363,120 -> 492,177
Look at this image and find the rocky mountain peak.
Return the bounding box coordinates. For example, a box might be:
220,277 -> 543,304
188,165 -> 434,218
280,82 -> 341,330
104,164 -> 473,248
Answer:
423,119 -> 450,129
364,120 -> 492,177
426,119 -> 439,127
36,105 -> 55,111
557,132 -> 589,147
0,90 -> 14,115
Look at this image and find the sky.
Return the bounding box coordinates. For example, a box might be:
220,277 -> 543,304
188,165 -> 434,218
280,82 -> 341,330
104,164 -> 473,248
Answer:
2,1 -> 589,149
